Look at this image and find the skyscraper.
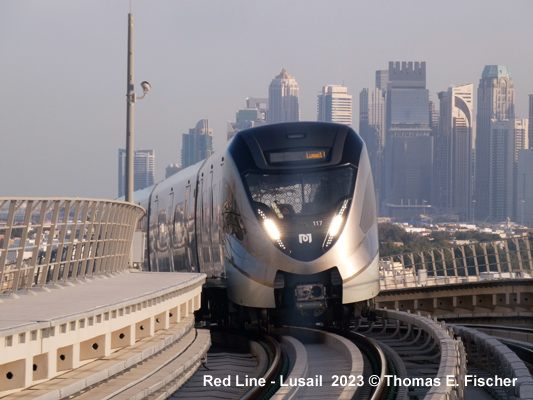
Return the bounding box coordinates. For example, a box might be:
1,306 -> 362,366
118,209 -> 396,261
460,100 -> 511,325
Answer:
435,84 -> 474,220
359,84 -> 387,212
475,65 -> 515,221
490,120 -> 515,221
267,69 -> 300,124
384,61 -> 433,217
181,119 -> 213,169
227,98 -> 267,141
317,85 -> 352,126
515,119 -> 529,154
118,149 -> 155,198
528,95 -> 533,148
517,149 -> 533,226
514,119 -> 529,224
165,163 -> 181,179
375,70 -> 389,91
246,97 -> 268,117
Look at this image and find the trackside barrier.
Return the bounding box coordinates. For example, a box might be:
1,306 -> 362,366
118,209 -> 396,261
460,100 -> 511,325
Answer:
452,325 -> 533,400
376,309 -> 467,400
0,198 -> 145,293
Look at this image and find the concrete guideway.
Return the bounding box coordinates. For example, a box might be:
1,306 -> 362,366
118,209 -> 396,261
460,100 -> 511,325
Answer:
0,270 -> 207,398
275,326 -> 366,400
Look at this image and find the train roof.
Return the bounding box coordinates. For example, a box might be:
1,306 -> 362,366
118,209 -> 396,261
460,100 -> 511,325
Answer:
229,122 -> 364,171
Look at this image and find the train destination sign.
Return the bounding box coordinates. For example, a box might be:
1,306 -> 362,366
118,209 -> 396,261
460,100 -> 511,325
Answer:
268,149 -> 329,164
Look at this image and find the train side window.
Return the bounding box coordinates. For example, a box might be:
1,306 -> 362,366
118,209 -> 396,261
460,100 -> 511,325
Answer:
157,210 -> 167,250
153,197 -> 159,237
173,202 -> 184,244
168,191 -> 174,228
210,171 -> 214,225
203,188 -> 209,234
184,185 -> 190,214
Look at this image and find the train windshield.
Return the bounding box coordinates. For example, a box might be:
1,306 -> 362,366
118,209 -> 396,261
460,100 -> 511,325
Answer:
245,167 -> 355,218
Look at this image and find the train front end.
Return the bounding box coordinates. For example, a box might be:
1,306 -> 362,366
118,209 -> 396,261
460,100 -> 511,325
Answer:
222,122 -> 379,323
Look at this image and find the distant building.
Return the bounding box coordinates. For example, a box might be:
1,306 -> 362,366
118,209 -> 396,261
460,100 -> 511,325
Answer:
375,70 -> 389,91
513,119 -> 529,223
490,119 -> 515,222
515,118 -> 529,156
246,97 -> 268,117
360,82 -> 387,212
165,163 -> 182,179
317,85 -> 352,126
475,65 -> 515,221
435,84 -> 474,221
181,119 -> 213,169
517,149 -> 533,226
267,69 -> 300,124
118,149 -> 155,198
227,98 -> 267,141
529,95 -> 533,148
384,61 -> 433,217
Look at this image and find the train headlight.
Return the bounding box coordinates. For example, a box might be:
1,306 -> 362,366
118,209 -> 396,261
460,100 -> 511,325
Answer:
264,219 -> 281,240
323,198 -> 350,249
328,215 -> 343,237
257,208 -> 287,250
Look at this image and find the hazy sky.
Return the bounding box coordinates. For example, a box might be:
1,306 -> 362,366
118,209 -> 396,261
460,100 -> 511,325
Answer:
1,1 -> 532,199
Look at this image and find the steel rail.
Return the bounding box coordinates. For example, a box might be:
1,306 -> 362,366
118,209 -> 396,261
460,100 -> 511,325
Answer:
241,334 -> 283,400
329,327 -> 389,400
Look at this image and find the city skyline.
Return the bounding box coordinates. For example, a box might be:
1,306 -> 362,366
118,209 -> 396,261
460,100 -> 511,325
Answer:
1,1 -> 533,200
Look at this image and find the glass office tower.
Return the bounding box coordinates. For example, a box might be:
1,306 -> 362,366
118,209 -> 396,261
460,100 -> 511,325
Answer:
384,61 -> 433,218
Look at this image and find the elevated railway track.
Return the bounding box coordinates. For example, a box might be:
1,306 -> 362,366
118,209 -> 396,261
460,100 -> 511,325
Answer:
1,198 -> 532,400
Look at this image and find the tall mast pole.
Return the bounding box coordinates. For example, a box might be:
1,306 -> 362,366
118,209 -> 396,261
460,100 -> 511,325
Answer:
125,13 -> 135,203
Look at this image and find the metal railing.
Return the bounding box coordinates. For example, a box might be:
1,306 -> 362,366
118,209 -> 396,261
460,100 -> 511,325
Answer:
379,236 -> 533,290
0,198 -> 145,293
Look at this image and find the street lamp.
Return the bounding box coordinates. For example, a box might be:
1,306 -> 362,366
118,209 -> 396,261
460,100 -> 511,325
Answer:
125,13 -> 151,203
472,200 -> 476,225
521,200 -> 525,226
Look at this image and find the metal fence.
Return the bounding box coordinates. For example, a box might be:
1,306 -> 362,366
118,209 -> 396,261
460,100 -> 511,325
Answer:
380,236 -> 533,290
0,198 -> 145,293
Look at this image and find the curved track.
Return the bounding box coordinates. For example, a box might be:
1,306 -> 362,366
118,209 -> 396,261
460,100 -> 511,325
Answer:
171,326 -> 387,400
170,331 -> 275,400
276,326 -> 366,399
169,311 -> 533,399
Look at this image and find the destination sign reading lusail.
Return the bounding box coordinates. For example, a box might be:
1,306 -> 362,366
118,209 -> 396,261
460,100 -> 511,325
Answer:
268,149 -> 329,164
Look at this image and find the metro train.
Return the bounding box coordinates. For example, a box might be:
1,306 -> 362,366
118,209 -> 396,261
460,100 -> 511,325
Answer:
133,122 -> 380,325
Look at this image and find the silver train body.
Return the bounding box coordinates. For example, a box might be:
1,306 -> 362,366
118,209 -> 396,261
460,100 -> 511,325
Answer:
134,122 -> 379,320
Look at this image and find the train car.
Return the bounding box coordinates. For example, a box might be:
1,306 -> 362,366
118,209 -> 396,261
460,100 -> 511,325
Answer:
134,122 -> 379,325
